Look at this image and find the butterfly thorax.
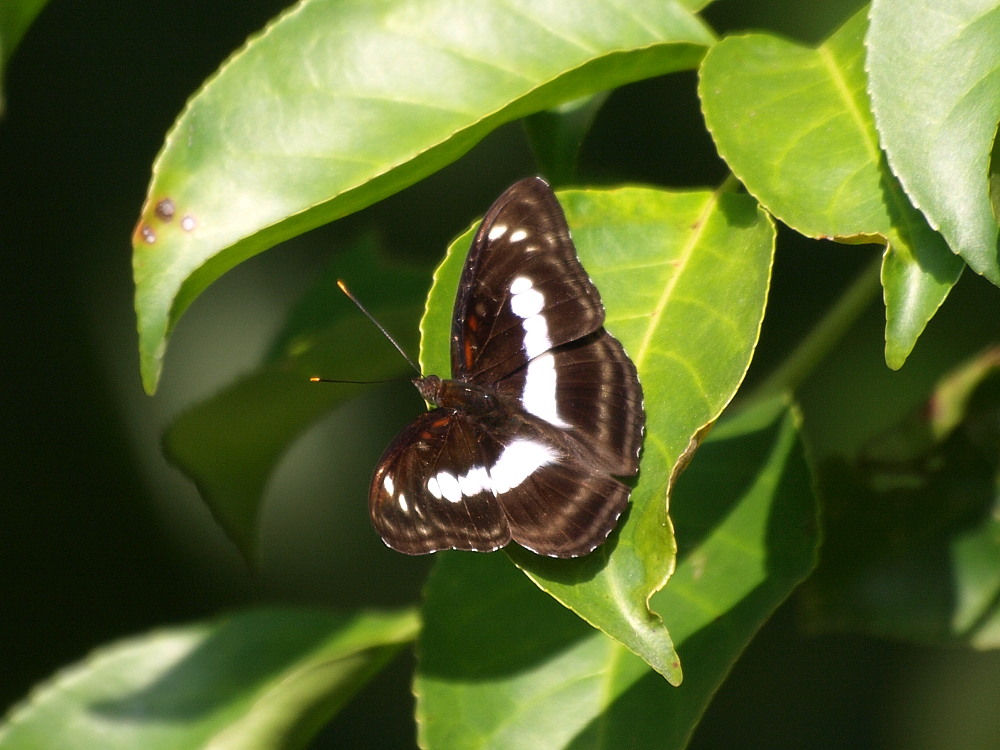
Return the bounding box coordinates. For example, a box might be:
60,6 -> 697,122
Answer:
413,375 -> 500,418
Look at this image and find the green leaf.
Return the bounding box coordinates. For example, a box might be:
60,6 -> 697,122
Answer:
522,93 -> 610,185
163,242 -> 427,561
649,398 -> 819,743
0,0 -> 49,113
421,186 -> 775,683
803,347 -> 1000,648
415,403 -> 818,748
868,0 -> 1000,286
700,8 -> 964,369
132,0 -> 715,393
0,0 -> 47,64
0,608 -> 419,750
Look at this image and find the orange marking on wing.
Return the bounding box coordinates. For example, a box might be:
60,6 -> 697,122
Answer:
464,339 -> 475,370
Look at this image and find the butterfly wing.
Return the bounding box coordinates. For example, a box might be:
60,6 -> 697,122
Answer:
496,331 -> 644,477
370,404 -> 631,558
370,408 -> 510,555
473,412 -> 633,557
451,177 -> 606,385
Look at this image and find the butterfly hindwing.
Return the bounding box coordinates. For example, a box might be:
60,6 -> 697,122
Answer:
471,410 -> 632,557
495,330 -> 644,476
370,402 -> 631,557
370,409 -> 510,555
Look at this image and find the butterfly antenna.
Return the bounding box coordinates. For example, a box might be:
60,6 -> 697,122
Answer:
309,376 -> 403,384
336,280 -> 421,374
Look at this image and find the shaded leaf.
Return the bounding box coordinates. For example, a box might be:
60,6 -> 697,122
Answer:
0,0 -> 49,114
803,347 -> 1000,647
421,186 -> 775,683
700,8 -> 963,369
164,242 -> 427,561
522,93 -> 610,185
0,608 -> 419,750
868,0 -> 1000,285
415,402 -> 818,749
132,0 -> 715,393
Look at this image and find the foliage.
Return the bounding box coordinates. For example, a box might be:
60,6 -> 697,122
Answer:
2,0 -> 999,747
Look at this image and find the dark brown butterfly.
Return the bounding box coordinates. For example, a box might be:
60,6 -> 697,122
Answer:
370,177 -> 644,557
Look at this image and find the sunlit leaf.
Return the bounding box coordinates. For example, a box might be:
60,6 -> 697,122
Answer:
132,0 -> 714,393
868,0 -> 1000,286
421,185 -> 774,682
700,8 -> 964,369
0,0 -> 49,114
0,608 -> 419,750
416,402 -> 817,748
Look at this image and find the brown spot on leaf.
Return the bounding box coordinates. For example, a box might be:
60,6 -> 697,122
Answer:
155,199 -> 175,221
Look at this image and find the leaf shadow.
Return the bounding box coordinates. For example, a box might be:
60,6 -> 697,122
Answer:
566,407 -> 820,746
417,552 -> 600,682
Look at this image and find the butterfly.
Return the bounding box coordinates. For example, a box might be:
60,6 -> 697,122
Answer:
370,177 -> 644,557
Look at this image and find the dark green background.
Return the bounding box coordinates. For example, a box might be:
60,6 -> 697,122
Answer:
3,1 -> 998,747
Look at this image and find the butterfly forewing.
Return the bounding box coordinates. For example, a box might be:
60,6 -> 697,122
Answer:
451,178 -> 605,385
368,177 -> 645,558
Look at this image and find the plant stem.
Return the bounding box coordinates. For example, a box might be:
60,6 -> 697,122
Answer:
746,254 -> 883,402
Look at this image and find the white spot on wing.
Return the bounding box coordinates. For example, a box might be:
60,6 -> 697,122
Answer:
521,315 -> 551,359
427,476 -> 442,499
435,471 -> 462,503
509,276 -> 532,294
458,466 -> 492,497
509,276 -> 552,359
509,229 -> 527,242
510,287 -> 544,319
398,493 -> 408,512
383,475 -> 394,496
491,439 -> 558,494
488,224 -> 507,240
521,352 -> 570,428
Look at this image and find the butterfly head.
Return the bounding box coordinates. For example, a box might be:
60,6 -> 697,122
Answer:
414,374 -> 443,406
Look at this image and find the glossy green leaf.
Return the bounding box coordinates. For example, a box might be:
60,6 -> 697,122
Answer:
868,0 -> 1000,286
700,8 -> 964,369
163,243 -> 427,560
416,403 -> 818,748
421,186 -> 775,683
803,347 -> 1000,648
0,608 -> 419,750
0,0 -> 48,113
132,0 -> 715,393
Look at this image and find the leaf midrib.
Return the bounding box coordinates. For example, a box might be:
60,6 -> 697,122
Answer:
633,192 -> 715,371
